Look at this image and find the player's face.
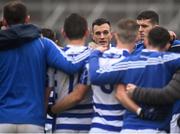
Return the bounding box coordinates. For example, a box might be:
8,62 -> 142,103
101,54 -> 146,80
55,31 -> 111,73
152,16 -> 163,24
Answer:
92,23 -> 112,47
137,19 -> 155,41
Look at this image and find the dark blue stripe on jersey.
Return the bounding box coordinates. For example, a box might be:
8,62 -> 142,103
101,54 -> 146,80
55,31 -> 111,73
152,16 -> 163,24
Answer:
172,100 -> 180,114
123,50 -> 130,57
48,91 -> 57,103
46,118 -> 53,124
94,112 -> 123,121
68,104 -> 93,110
54,70 -> 58,87
45,74 -> 48,87
58,112 -> 93,118
56,124 -> 90,130
47,90 -> 57,132
77,71 -> 82,83
68,75 -> 74,93
91,123 -> 122,132
48,97 -> 55,102
102,50 -> 130,59
79,66 -> 88,84
171,39 -> 180,46
103,53 -> 122,58
46,116 -> 57,132
94,103 -> 124,110
62,46 -> 70,51
132,42 -> 144,55
135,41 -> 144,49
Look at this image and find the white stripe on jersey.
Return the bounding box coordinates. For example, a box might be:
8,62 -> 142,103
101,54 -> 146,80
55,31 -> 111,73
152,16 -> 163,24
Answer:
56,117 -> 92,125
93,106 -> 125,116
92,117 -> 123,127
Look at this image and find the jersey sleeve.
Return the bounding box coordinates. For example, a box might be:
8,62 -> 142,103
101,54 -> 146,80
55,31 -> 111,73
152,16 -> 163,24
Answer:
42,38 -> 90,75
89,50 -> 126,85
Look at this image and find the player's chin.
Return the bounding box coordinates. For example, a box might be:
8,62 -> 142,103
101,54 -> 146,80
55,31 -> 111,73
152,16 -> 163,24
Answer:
99,41 -> 108,46
140,35 -> 145,40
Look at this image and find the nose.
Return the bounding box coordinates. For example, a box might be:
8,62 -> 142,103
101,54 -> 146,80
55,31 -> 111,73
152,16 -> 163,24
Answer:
139,26 -> 143,32
100,33 -> 105,38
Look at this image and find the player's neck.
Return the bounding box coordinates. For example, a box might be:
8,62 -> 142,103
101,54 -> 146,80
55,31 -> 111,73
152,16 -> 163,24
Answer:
116,42 -> 134,53
66,39 -> 85,46
147,46 -> 164,52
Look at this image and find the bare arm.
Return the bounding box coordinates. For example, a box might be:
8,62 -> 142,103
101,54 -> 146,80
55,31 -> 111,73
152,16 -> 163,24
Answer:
51,84 -> 90,114
115,84 -> 140,114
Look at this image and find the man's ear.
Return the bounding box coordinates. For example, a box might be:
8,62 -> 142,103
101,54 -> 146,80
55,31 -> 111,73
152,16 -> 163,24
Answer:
61,28 -> 66,38
113,32 -> 118,40
85,29 -> 89,37
91,30 -> 95,41
25,15 -> 30,24
109,31 -> 113,40
165,43 -> 171,51
2,19 -> 8,27
144,37 -> 149,48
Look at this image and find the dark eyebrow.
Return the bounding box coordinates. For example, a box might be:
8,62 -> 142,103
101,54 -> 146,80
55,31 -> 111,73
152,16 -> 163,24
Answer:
95,30 -> 109,35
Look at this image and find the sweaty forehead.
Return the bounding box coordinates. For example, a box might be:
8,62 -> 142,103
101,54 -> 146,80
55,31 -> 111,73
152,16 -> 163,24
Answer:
93,23 -> 111,32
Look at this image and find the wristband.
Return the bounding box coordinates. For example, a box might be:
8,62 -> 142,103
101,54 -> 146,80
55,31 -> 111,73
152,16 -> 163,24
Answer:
136,107 -> 142,115
47,105 -> 56,117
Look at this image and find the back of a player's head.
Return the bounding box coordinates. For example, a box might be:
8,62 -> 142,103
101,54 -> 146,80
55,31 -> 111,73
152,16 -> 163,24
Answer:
92,18 -> 111,30
3,1 -> 28,25
63,13 -> 87,40
116,19 -> 139,44
137,10 -> 159,25
41,28 -> 56,41
148,26 -> 170,49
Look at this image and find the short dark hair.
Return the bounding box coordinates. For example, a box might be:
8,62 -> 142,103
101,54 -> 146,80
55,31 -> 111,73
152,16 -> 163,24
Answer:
63,13 -> 87,40
92,18 -> 111,30
137,10 -> 159,25
116,19 -> 139,44
41,28 -> 56,41
3,1 -> 28,25
148,26 -> 170,49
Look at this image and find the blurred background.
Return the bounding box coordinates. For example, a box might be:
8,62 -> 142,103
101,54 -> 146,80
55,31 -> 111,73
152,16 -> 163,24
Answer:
0,0 -> 180,44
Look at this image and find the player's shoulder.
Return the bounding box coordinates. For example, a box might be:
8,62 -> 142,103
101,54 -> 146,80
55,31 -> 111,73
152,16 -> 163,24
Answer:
102,47 -> 130,58
63,44 -> 89,54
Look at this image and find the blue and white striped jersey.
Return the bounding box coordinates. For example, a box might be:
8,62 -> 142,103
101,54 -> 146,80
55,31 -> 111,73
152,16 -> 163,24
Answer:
89,49 -> 180,131
46,45 -> 93,133
80,47 -> 130,133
